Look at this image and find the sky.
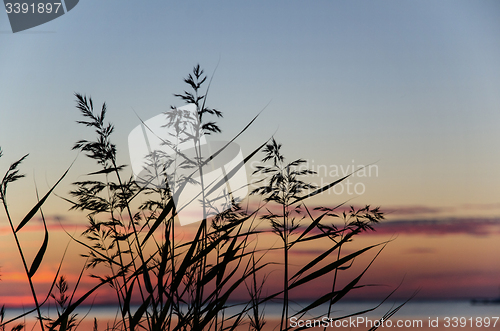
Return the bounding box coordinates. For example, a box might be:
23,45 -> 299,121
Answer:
1,0 -> 500,312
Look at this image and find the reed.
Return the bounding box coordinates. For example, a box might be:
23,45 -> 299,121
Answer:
0,65 -> 401,331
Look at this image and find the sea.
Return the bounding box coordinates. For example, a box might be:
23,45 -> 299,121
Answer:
3,301 -> 499,330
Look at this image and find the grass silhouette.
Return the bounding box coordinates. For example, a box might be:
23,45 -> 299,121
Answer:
1,65 -> 401,331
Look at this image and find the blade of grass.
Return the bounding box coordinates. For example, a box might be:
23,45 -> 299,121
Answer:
130,295 -> 151,331
141,198 -> 175,246
16,164 -> 72,232
28,214 -> 48,277
295,243 -> 388,315
290,230 -> 357,281
48,271 -> 125,331
290,241 -> 387,289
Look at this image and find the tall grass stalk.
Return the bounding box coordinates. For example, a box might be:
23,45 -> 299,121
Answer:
1,65 -> 400,331
250,139 -> 317,329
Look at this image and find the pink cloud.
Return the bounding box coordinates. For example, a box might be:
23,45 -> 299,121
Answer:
368,218 -> 500,236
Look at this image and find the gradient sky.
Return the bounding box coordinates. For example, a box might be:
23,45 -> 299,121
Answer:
1,0 -> 500,307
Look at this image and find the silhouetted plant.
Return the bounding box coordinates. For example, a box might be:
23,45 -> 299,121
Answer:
250,139 -> 389,330
1,149 -> 70,331
0,65 -> 402,331
43,276 -> 78,331
251,138 -> 317,329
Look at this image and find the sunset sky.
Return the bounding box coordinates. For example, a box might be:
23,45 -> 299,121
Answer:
1,0 -> 500,309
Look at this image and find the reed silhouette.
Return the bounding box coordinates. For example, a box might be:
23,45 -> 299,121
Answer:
0,65 -> 402,331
